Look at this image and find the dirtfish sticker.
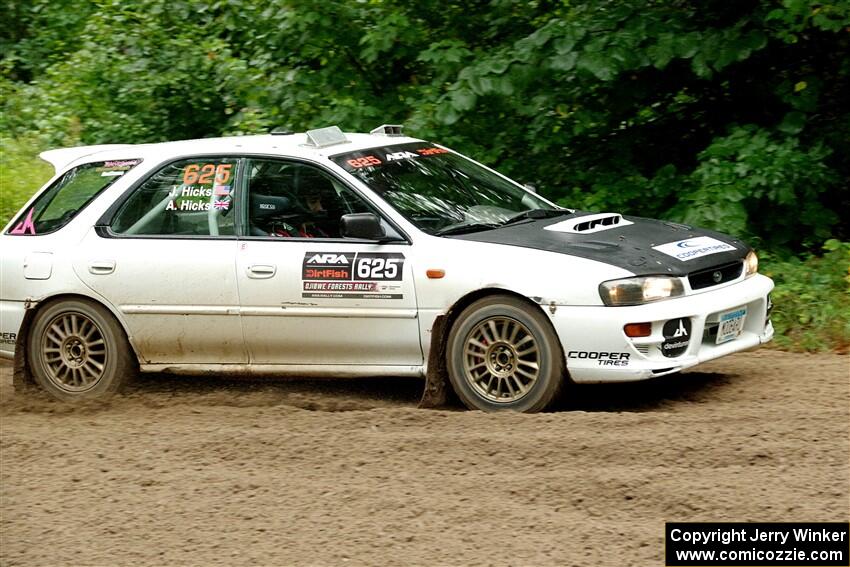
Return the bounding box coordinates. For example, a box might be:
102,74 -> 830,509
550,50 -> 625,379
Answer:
302,252 -> 405,299
652,236 -> 736,261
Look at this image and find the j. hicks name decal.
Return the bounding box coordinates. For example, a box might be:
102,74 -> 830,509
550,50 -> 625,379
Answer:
301,252 -> 405,299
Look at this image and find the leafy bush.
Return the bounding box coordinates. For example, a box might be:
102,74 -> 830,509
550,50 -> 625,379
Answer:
0,137 -> 53,228
670,126 -> 838,251
763,240 -> 850,352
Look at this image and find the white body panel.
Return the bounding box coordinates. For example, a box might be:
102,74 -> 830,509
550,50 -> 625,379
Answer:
551,274 -> 774,382
235,239 -> 422,365
71,229 -> 246,364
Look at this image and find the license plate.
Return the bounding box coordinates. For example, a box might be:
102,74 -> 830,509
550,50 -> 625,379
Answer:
716,307 -> 747,344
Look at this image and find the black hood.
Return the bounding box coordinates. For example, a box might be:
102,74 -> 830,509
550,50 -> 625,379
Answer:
452,211 -> 750,277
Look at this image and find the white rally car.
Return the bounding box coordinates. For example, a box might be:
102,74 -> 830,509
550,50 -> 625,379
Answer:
0,126 -> 774,412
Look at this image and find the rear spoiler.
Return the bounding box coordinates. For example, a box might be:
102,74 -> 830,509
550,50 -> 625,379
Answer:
39,144 -> 135,174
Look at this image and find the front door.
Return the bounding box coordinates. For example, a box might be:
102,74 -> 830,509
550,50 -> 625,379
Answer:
235,158 -> 422,366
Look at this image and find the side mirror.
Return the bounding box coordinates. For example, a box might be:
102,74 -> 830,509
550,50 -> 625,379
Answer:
523,183 -> 538,194
340,212 -> 386,240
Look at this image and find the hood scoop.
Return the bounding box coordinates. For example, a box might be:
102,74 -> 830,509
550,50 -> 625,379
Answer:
544,213 -> 633,234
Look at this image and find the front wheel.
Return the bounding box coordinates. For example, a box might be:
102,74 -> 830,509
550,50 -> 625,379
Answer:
446,295 -> 565,412
27,298 -> 136,401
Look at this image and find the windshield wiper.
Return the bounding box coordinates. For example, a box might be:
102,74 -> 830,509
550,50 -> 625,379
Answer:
434,222 -> 501,236
500,208 -> 573,227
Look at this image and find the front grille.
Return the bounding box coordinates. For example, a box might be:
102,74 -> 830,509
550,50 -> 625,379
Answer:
703,322 -> 719,342
688,261 -> 743,290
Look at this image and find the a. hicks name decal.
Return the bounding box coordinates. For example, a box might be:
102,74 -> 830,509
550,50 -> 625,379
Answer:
652,236 -> 736,261
302,252 -> 405,300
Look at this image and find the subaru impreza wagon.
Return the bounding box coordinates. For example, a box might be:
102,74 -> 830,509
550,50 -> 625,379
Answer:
0,125 -> 774,412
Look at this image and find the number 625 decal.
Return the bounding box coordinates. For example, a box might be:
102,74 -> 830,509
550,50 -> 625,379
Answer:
353,253 -> 405,281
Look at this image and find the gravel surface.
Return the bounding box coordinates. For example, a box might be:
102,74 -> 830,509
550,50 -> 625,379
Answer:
1,351 -> 848,566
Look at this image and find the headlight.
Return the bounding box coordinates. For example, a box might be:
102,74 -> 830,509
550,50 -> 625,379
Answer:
745,250 -> 758,277
599,276 -> 685,306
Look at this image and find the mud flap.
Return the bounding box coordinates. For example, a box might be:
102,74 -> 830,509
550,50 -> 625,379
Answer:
12,307 -> 37,392
419,314 -> 454,409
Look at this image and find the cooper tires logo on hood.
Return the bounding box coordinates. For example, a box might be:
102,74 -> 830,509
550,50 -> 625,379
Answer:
652,236 -> 736,261
661,317 -> 691,358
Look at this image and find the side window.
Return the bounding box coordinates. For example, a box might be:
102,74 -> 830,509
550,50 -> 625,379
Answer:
246,160 -> 371,238
7,159 -> 141,236
111,158 -> 238,236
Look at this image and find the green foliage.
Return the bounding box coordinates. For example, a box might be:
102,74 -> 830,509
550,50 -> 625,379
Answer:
763,241 -> 850,352
0,137 -> 53,228
672,126 -> 837,248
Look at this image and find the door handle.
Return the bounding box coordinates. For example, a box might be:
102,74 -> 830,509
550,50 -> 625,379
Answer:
247,264 -> 276,279
89,260 -> 115,275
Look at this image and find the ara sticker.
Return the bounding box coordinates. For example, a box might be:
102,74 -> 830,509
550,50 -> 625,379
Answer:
9,208 -> 36,235
301,252 -> 405,299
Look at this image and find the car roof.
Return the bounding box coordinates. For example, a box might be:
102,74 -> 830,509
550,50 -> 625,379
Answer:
40,131 -> 425,174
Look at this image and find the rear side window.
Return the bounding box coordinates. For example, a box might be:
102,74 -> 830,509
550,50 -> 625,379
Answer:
7,159 -> 141,236
110,158 -> 238,237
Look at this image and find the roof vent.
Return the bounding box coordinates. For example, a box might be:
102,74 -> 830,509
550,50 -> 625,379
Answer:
544,213 -> 633,234
270,127 -> 294,135
305,126 -> 349,148
370,124 -> 404,136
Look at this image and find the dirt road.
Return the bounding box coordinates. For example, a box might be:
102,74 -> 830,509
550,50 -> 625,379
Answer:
1,351 -> 848,566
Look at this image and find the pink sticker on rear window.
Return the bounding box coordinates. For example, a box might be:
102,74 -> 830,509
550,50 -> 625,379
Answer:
9,208 -> 36,235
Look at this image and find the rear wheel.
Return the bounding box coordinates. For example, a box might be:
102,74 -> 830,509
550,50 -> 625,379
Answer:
27,299 -> 136,401
446,295 -> 565,412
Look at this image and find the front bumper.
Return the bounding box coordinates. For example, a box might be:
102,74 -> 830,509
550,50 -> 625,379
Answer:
550,274 -> 774,383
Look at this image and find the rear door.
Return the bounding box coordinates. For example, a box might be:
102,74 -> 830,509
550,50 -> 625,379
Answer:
74,156 -> 247,364
235,158 -> 422,366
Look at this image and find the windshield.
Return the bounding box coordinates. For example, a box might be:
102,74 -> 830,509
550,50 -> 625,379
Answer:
332,142 -> 555,235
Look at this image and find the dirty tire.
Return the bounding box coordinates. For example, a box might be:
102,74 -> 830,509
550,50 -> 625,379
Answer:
27,298 -> 135,401
446,295 -> 564,412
